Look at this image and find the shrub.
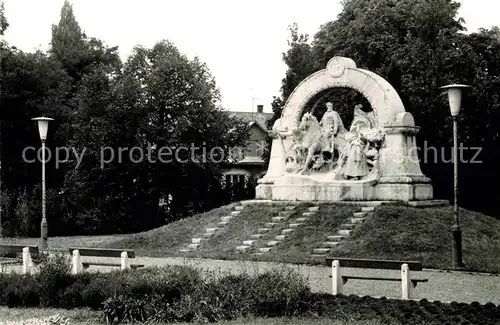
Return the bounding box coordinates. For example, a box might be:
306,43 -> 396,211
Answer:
1,263 -> 500,324
37,252 -> 73,307
0,273 -> 40,307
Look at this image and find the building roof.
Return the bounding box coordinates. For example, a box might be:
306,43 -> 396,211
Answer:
228,111 -> 274,130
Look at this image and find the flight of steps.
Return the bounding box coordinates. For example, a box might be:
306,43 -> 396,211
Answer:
237,205 -> 320,254
311,206 -> 375,257
179,203 -> 244,252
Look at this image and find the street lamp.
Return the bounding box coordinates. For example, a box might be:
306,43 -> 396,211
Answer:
440,84 -> 471,270
32,117 -> 54,249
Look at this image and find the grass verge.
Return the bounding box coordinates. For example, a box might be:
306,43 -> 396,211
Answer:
2,202 -> 500,273
332,205 -> 500,273
0,308 -> 411,325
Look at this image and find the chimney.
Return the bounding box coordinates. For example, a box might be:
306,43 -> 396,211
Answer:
256,105 -> 264,113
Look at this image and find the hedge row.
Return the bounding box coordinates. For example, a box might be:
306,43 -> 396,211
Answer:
0,254 -> 499,324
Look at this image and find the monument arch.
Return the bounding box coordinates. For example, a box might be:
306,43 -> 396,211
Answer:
256,57 -> 434,202
279,57 -> 406,132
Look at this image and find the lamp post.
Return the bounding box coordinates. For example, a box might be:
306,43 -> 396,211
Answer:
440,84 -> 471,270
32,117 -> 54,249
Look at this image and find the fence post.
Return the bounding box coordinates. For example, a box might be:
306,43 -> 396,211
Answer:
121,251 -> 130,271
401,263 -> 412,299
22,247 -> 32,275
71,249 -> 82,275
332,260 -> 343,295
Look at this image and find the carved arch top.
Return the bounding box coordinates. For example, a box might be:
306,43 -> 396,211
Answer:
280,57 -> 409,130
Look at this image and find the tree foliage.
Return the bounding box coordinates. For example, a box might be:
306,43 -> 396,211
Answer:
0,1 -> 7,36
0,3 -> 250,236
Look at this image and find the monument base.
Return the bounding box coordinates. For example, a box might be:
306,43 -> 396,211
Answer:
255,176 -> 433,201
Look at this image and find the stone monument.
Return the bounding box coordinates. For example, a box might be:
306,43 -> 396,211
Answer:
256,57 -> 433,201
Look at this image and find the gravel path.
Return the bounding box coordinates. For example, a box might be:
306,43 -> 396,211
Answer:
5,255 -> 496,304
132,257 -> 500,304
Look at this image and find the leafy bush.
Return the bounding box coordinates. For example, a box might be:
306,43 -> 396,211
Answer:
0,261 -> 499,324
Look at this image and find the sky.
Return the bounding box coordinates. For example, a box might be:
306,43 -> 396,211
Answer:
2,0 -> 500,113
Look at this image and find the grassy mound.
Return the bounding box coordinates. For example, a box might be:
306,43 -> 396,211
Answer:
332,205 -> 500,273
103,202 -> 500,272
2,201 -> 499,273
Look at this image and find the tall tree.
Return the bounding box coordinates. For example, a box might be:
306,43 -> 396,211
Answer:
125,41 -> 249,218
0,1 -> 7,36
48,0 -> 122,198
63,40 -> 249,234
0,0 -> 7,237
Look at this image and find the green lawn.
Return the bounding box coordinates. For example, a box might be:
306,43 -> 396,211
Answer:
0,307 -> 101,324
2,202 -> 500,273
332,205 -> 500,273
0,307 -> 411,325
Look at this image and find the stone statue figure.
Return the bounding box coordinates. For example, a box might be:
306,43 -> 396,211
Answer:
319,102 -> 346,152
341,126 -> 370,180
350,104 -> 376,131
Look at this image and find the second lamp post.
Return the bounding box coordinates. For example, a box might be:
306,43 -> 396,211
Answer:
32,117 -> 54,249
440,84 -> 471,270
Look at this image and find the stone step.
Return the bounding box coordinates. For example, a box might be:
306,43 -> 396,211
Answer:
258,228 -> 271,233
259,247 -> 273,253
351,217 -> 365,224
311,254 -> 327,258
243,240 -> 255,246
279,211 -> 293,216
284,206 -> 296,211
282,229 -> 295,235
327,235 -> 344,241
205,228 -> 219,233
252,253 -> 265,256
275,235 -> 287,241
302,212 -> 315,217
188,243 -> 200,250
313,248 -> 331,254
234,206 -> 244,211
265,222 -> 278,228
296,217 -> 308,223
179,249 -> 192,253
217,222 -> 229,227
361,206 -> 375,212
191,238 -> 203,244
221,216 -> 233,222
308,206 -> 320,212
338,229 -> 352,236
267,241 -> 280,247
340,223 -> 356,230
231,211 -> 241,216
322,241 -> 340,248
272,216 -> 287,222
236,245 -> 250,252
251,234 -> 264,239
203,232 -> 215,238
289,223 -> 303,228
353,212 -> 368,218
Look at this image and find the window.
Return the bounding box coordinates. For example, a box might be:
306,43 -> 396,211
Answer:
225,174 -> 246,187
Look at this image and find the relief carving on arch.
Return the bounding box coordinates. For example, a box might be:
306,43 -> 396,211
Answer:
273,100 -> 385,181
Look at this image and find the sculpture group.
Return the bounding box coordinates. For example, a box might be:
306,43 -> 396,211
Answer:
271,102 -> 385,181
256,56 -> 434,202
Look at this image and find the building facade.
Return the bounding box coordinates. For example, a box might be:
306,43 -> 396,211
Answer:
224,105 -> 273,185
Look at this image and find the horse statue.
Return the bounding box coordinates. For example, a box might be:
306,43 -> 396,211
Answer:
294,112 -> 348,174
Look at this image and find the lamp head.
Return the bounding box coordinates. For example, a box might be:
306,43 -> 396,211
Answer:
440,84 -> 472,117
31,117 -> 54,141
